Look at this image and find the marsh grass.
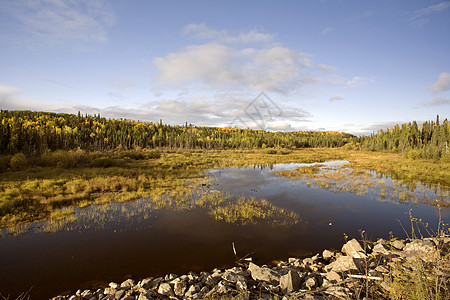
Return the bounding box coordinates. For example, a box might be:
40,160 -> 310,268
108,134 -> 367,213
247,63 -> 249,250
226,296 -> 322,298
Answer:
388,210 -> 450,300
209,196 -> 300,226
274,161 -> 449,208
1,148 -> 449,230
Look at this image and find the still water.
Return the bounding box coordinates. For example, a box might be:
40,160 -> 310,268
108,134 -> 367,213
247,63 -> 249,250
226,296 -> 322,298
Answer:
0,161 -> 448,298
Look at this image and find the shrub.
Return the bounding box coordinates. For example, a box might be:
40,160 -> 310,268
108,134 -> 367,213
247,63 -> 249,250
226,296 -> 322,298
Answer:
10,153 -> 28,170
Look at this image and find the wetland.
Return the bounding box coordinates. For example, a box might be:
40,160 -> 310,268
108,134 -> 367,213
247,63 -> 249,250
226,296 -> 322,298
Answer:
0,149 -> 448,299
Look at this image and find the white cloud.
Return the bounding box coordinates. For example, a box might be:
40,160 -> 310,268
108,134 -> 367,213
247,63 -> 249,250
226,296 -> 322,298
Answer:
154,43 -> 318,93
346,76 -> 374,88
321,27 -> 332,35
182,23 -> 274,44
0,0 -> 115,48
329,95 -> 344,101
410,1 -> 450,27
425,98 -> 450,106
430,72 -> 450,92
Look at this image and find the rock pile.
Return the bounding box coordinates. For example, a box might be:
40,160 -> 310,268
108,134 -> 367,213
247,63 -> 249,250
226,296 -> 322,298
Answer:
52,236 -> 448,300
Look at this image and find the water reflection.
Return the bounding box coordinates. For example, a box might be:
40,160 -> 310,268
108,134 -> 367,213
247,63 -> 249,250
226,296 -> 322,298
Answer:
0,160 -> 448,299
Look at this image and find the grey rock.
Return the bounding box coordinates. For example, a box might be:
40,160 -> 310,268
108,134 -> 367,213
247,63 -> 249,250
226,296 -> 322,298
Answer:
324,286 -> 349,298
403,239 -> 438,262
325,256 -> 358,273
342,238 -> 367,258
114,290 -> 125,300
372,243 -> 388,254
113,289 -> 124,300
157,282 -> 174,296
80,290 -> 93,298
392,239 -> 405,250
322,249 -> 334,261
380,281 -> 391,291
172,278 -> 187,297
248,262 -> 280,285
165,273 -> 178,281
375,265 -> 389,273
109,282 -> 119,289
103,287 -> 115,295
236,279 -> 248,291
222,270 -> 247,284
137,294 -> 152,300
325,271 -> 341,283
185,284 -> 200,298
279,270 -> 301,294
304,277 -> 317,289
120,279 -> 135,290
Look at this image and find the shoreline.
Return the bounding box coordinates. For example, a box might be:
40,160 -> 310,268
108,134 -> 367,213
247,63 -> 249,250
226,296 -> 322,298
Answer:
51,235 -> 449,300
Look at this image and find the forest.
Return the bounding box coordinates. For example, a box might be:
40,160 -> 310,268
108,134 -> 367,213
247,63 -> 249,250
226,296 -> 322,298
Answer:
357,115 -> 449,160
0,110 -> 353,155
0,110 -> 449,162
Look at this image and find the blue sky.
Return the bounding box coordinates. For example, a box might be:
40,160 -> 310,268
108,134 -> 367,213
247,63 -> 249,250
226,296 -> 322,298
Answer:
0,0 -> 449,135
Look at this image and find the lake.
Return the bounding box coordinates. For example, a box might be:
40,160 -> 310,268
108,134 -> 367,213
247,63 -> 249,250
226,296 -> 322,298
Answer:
0,161 -> 448,299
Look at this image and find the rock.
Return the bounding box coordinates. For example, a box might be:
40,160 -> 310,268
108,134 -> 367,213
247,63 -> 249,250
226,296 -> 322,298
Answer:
165,273 -> 178,281
326,256 -> 358,273
137,293 -> 152,300
80,290 -> 93,298
222,270 -> 247,284
171,278 -> 187,297
68,296 -> 82,300
236,278 -> 247,291
325,271 -> 341,283
372,243 -> 388,255
248,262 -> 280,285
142,277 -> 163,290
342,238 -> 367,258
103,287 -> 115,295
324,286 -> 349,298
185,284 -> 200,298
205,274 -> 219,287
304,276 -> 317,289
392,239 -> 405,250
120,279 -> 135,290
403,239 -> 438,262
380,281 -> 391,292
322,249 -> 334,261
109,282 -> 119,289
157,282 -> 174,296
279,270 -> 301,294
114,289 -> 125,300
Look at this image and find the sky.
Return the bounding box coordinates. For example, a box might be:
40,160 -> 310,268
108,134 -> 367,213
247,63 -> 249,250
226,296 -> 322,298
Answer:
0,0 -> 449,135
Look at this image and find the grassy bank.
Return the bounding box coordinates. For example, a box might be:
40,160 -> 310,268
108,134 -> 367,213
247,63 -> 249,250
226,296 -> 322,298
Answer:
0,148 -> 448,229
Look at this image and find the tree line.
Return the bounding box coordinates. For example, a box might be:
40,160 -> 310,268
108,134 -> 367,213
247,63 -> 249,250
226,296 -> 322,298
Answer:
0,110 -> 354,155
357,115 -> 449,160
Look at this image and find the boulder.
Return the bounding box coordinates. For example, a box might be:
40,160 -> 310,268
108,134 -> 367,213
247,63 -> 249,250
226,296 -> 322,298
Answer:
173,278 -> 188,297
392,239 -> 405,250
372,243 -> 388,255
325,271 -> 341,283
157,283 -> 174,296
279,270 -> 301,294
325,256 -> 358,273
120,279 -> 135,290
342,238 -> 366,258
403,239 -> 438,262
322,249 -> 334,261
248,262 -> 280,285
